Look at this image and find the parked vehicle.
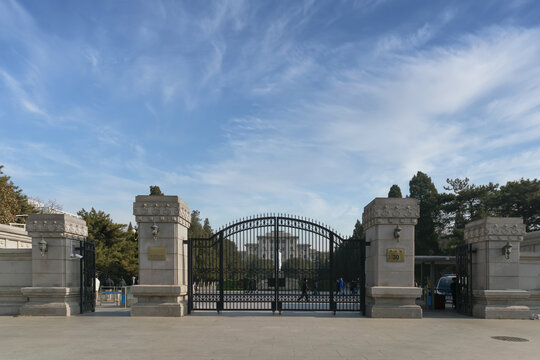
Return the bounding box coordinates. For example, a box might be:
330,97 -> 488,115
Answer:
436,274 -> 456,302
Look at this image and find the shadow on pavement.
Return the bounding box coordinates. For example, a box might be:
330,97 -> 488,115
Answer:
81,305 -> 131,317
422,308 -> 471,319
190,311 -> 365,318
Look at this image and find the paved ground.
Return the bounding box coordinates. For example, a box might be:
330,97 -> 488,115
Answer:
1,307 -> 538,360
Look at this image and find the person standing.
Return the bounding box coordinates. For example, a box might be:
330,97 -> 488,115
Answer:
339,277 -> 344,295
297,278 -> 309,302
313,279 -> 319,296
95,276 -> 101,306
104,277 -> 114,301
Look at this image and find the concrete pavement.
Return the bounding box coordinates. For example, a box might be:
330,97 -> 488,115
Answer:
1,308 -> 538,360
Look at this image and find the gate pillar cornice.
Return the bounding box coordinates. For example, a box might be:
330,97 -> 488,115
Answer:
464,217 -> 530,319
131,195 -> 191,317
362,198 -> 422,318
20,213 -> 88,316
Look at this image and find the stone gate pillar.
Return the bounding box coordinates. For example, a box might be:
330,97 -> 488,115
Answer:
464,217 -> 530,319
20,214 -> 88,316
131,195 -> 191,317
362,198 -> 422,318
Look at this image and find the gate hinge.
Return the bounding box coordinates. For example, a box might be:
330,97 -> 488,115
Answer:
183,240 -> 189,244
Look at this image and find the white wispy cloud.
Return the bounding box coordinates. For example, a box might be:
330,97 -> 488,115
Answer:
0,69 -> 49,118
2,1 -> 540,234
187,25 -> 540,231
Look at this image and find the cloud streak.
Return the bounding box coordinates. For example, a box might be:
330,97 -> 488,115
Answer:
1,1 -> 540,234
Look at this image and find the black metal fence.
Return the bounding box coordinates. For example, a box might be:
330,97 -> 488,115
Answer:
456,243 -> 473,316
188,215 -> 365,314
79,240 -> 96,314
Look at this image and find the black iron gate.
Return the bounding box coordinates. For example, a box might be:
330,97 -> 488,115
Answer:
455,243 -> 473,316
79,240 -> 96,314
188,215 -> 365,314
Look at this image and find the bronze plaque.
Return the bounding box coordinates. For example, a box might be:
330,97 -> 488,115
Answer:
148,247 -> 167,261
386,248 -> 405,262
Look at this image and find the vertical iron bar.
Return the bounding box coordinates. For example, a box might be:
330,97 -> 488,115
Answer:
188,238 -> 193,314
420,262 -> 424,305
219,232 -> 224,313
329,233 -> 334,314
79,240 -> 84,314
468,243 -> 473,316
430,261 -> 435,310
91,242 -> 95,312
274,216 -> 279,313
360,238 -> 366,315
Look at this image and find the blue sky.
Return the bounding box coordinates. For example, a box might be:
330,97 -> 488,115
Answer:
1,0 -> 540,235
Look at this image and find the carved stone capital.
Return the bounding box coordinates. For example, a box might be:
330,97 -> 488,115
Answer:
133,195 -> 191,226
26,214 -> 88,239
464,217 -> 525,244
362,198 -> 420,229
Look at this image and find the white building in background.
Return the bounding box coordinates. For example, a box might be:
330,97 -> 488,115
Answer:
244,231 -> 320,261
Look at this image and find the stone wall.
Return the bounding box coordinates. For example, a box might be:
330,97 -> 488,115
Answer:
520,231 -> 540,314
0,224 -> 32,249
521,230 -> 540,253
0,249 -> 32,315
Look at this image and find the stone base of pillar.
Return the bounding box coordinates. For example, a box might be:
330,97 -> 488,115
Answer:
366,286 -> 422,318
0,287 -> 27,315
19,287 -> 80,316
472,290 -> 530,319
130,285 -> 187,317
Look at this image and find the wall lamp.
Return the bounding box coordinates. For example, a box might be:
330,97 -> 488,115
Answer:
502,242 -> 513,260
151,220 -> 160,241
394,225 -> 402,241
39,237 -> 48,256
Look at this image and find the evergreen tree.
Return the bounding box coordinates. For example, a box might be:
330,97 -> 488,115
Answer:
188,210 -> 218,283
496,178 -> 540,231
334,220 -> 365,282
188,210 -> 205,238
203,218 -> 213,237
149,186 -> 164,196
440,178 -> 499,248
409,171 -> 439,255
0,165 -> 35,224
388,184 -> 403,198
78,208 -> 138,282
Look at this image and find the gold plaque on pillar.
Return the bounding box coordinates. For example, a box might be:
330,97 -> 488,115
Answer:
386,248 -> 405,262
148,247 -> 167,261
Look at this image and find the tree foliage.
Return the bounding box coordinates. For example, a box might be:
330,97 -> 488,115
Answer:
189,210 -> 218,283
388,184 -> 403,198
409,171 -> 439,255
0,165 -> 35,224
78,208 -> 138,283
282,257 -> 316,279
149,186 -> 164,196
334,220 -> 365,282
496,179 -> 540,231
404,173 -> 540,254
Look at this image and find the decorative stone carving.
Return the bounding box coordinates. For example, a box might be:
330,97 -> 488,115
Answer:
26,214 -> 88,239
133,195 -> 191,226
464,218 -> 525,243
362,198 -> 420,229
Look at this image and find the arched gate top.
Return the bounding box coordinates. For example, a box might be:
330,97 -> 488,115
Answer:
203,214 -> 348,244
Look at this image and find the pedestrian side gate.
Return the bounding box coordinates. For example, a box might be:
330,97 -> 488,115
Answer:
79,240 -> 96,314
455,243 -> 474,316
188,215 -> 366,314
